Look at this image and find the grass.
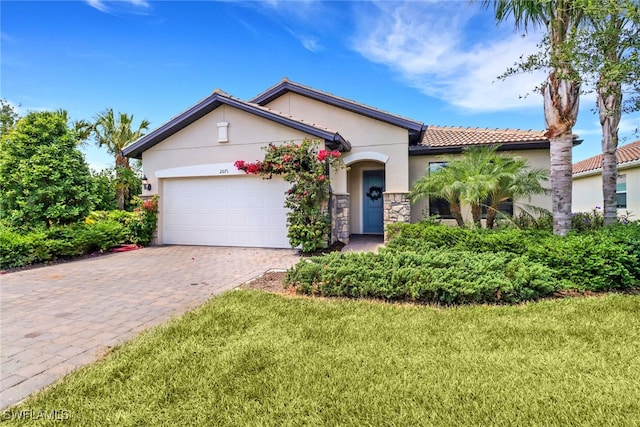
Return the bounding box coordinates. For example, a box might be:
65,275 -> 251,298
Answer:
5,291 -> 640,426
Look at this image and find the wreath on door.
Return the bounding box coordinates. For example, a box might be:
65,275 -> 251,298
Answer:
366,185 -> 383,201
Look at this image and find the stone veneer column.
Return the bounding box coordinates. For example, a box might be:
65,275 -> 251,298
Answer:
383,192 -> 411,242
331,193 -> 350,245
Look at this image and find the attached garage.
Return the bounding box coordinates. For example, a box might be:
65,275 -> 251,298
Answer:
162,175 -> 290,248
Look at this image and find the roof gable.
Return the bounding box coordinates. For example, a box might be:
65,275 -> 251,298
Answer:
250,79 -> 426,141
573,140 -> 640,174
122,90 -> 350,159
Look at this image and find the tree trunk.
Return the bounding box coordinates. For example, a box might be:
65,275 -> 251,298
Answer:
549,133 -> 574,236
115,154 -> 130,211
598,79 -> 622,226
486,204 -> 499,229
543,70 -> 580,236
450,203 -> 465,228
470,203 -> 482,228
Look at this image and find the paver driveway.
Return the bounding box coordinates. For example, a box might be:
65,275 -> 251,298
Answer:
0,245 -> 300,409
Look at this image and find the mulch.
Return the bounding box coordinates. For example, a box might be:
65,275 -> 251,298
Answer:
240,271 -> 290,294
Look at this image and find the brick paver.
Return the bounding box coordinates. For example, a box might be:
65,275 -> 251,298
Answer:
0,245 -> 299,409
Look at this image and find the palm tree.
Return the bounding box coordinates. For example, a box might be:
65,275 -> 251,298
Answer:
485,156 -> 550,229
410,162 -> 466,227
483,0 -> 584,236
93,109 -> 150,210
410,146 -> 499,228
410,146 -> 550,229
55,109 -> 92,146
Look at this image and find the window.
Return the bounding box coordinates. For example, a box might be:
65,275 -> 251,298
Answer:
617,174 -> 627,209
482,197 -> 513,218
428,162 -> 453,218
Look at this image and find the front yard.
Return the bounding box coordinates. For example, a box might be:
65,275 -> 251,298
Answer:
5,290 -> 640,426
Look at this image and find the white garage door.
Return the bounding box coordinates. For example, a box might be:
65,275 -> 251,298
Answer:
162,176 -> 290,248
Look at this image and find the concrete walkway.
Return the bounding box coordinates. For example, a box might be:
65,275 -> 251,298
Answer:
341,234 -> 385,253
0,246 -> 300,410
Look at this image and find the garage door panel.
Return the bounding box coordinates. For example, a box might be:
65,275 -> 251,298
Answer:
162,176 -> 290,248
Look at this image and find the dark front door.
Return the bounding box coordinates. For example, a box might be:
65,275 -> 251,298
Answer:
362,170 -> 385,234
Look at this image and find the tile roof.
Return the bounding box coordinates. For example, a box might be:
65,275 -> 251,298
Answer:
419,126 -> 548,147
572,139 -> 640,174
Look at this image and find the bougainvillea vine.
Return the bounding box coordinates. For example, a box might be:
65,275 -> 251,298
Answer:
235,139 -> 343,253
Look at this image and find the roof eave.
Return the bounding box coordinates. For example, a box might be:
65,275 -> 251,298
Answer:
409,140 -> 550,156
251,81 -> 424,132
123,93 -> 223,159
123,92 -> 351,158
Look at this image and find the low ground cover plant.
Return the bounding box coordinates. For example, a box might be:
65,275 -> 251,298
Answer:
286,222 -> 640,304
285,249 -> 557,304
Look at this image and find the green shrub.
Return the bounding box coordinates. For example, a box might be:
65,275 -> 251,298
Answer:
0,227 -> 44,268
385,222 -> 639,292
526,233 -> 638,291
285,250 -> 558,305
0,220 -> 128,269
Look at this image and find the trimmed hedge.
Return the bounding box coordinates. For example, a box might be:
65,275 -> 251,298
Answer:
285,250 -> 559,304
285,222 -> 640,305
0,220 -> 128,269
386,222 -> 640,291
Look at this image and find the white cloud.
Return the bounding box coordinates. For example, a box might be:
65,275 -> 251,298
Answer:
351,1 -> 548,113
85,0 -> 150,14
286,28 -> 322,52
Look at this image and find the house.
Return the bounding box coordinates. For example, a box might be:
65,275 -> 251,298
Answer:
123,79 -> 552,248
572,140 -> 640,215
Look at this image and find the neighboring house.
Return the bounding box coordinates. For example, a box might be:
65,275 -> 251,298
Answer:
572,140 -> 640,215
123,79 -> 552,248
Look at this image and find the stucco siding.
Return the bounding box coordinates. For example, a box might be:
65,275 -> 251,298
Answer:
573,165 -> 640,216
265,93 -> 410,192
141,104 -> 316,185
408,148 -> 552,223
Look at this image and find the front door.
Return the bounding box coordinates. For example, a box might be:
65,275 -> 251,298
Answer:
362,170 -> 385,234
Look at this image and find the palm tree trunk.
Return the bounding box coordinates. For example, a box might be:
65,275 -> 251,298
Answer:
543,70 -> 580,237
598,79 -> 622,226
470,204 -> 482,228
549,133 -> 574,236
486,204 -> 499,229
450,203 -> 465,228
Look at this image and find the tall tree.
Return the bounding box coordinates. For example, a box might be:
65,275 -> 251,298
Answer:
0,99 -> 20,136
0,111 -> 92,228
92,109 -> 150,210
56,109 -> 93,146
483,0 -> 584,236
574,0 -> 640,225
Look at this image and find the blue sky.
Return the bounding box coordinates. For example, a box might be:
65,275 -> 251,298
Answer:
2,0 -> 639,171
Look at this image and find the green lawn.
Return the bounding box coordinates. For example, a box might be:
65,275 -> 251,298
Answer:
5,291 -> 640,426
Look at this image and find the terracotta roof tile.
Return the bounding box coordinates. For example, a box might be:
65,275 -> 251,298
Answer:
420,126 -> 548,147
572,140 -> 640,174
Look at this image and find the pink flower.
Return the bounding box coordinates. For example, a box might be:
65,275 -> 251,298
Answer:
234,160 -> 246,170
317,150 -> 328,161
318,175 -> 326,182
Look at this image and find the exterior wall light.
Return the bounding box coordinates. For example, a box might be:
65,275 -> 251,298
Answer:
142,175 -> 152,191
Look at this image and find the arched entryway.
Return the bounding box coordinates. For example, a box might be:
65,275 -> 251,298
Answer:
342,152 -> 389,236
